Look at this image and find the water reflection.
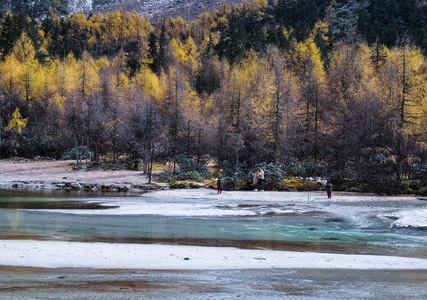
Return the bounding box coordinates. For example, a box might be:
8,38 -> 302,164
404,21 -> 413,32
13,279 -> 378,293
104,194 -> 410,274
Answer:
0,201 -> 118,209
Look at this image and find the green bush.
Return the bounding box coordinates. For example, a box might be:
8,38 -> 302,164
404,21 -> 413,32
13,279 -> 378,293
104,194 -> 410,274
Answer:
245,163 -> 287,191
62,146 -> 92,161
156,155 -> 211,183
281,156 -> 327,178
176,155 -> 210,180
184,171 -> 204,181
416,187 -> 427,196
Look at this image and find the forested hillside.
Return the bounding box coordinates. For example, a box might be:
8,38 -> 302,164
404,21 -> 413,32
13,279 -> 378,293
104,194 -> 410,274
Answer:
1,0 -> 427,193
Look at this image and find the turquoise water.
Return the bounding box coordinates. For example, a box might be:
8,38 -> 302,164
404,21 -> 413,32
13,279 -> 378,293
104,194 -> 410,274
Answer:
0,189 -> 426,258
1,189 -> 426,299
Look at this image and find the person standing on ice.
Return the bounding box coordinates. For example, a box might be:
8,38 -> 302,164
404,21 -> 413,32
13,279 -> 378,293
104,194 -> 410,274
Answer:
257,168 -> 265,191
217,177 -> 223,194
325,181 -> 333,199
252,171 -> 259,191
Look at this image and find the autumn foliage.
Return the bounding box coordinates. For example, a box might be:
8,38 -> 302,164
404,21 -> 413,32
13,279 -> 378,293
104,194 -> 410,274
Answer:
1,1 -> 427,193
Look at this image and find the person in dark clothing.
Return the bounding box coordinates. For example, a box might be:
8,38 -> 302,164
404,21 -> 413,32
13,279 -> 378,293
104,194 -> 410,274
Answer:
217,177 -> 223,194
326,181 -> 333,199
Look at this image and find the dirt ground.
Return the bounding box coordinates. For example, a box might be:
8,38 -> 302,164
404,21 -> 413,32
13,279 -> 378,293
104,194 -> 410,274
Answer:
0,158 -> 151,189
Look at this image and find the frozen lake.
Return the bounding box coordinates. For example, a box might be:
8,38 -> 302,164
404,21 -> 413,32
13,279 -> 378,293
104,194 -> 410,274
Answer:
1,189 -> 426,257
1,188 -> 426,299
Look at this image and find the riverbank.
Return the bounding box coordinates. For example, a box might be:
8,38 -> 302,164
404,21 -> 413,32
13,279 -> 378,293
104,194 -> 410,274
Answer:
0,158 -> 160,192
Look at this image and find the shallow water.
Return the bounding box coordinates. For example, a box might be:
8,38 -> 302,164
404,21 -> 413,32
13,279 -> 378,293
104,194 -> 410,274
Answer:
0,189 -> 426,258
1,189 -> 427,299
1,267 -> 426,300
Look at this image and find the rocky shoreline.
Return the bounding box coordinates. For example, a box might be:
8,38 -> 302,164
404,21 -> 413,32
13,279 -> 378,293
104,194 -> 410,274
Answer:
3,180 -> 159,193
0,159 -> 216,193
0,159 -> 169,193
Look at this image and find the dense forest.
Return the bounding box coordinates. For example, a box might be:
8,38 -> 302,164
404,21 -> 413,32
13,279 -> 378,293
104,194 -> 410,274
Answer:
1,0 -> 427,193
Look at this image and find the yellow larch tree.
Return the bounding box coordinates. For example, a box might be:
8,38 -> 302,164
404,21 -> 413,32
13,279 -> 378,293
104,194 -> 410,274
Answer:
377,45 -> 427,181
165,17 -> 191,40
6,108 -> 28,134
108,51 -> 129,96
0,54 -> 24,97
327,42 -> 383,156
6,32 -> 41,102
31,60 -> 57,104
291,36 -> 328,161
259,47 -> 300,162
77,51 -> 101,98
217,52 -> 262,168
170,37 -> 199,71
103,10 -> 128,50
191,11 -> 218,47
124,11 -> 153,44
52,54 -> 81,111
171,34 -> 199,102
133,66 -> 164,103
295,37 -> 326,84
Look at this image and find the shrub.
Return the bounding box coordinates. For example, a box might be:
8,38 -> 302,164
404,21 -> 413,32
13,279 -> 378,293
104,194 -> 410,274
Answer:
262,163 -> 287,190
281,156 -> 327,178
244,162 -> 287,191
416,187 -> 427,196
176,155 -> 210,180
284,178 -> 319,191
157,155 -> 211,182
184,171 -> 204,181
169,181 -> 190,189
284,178 -> 304,190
